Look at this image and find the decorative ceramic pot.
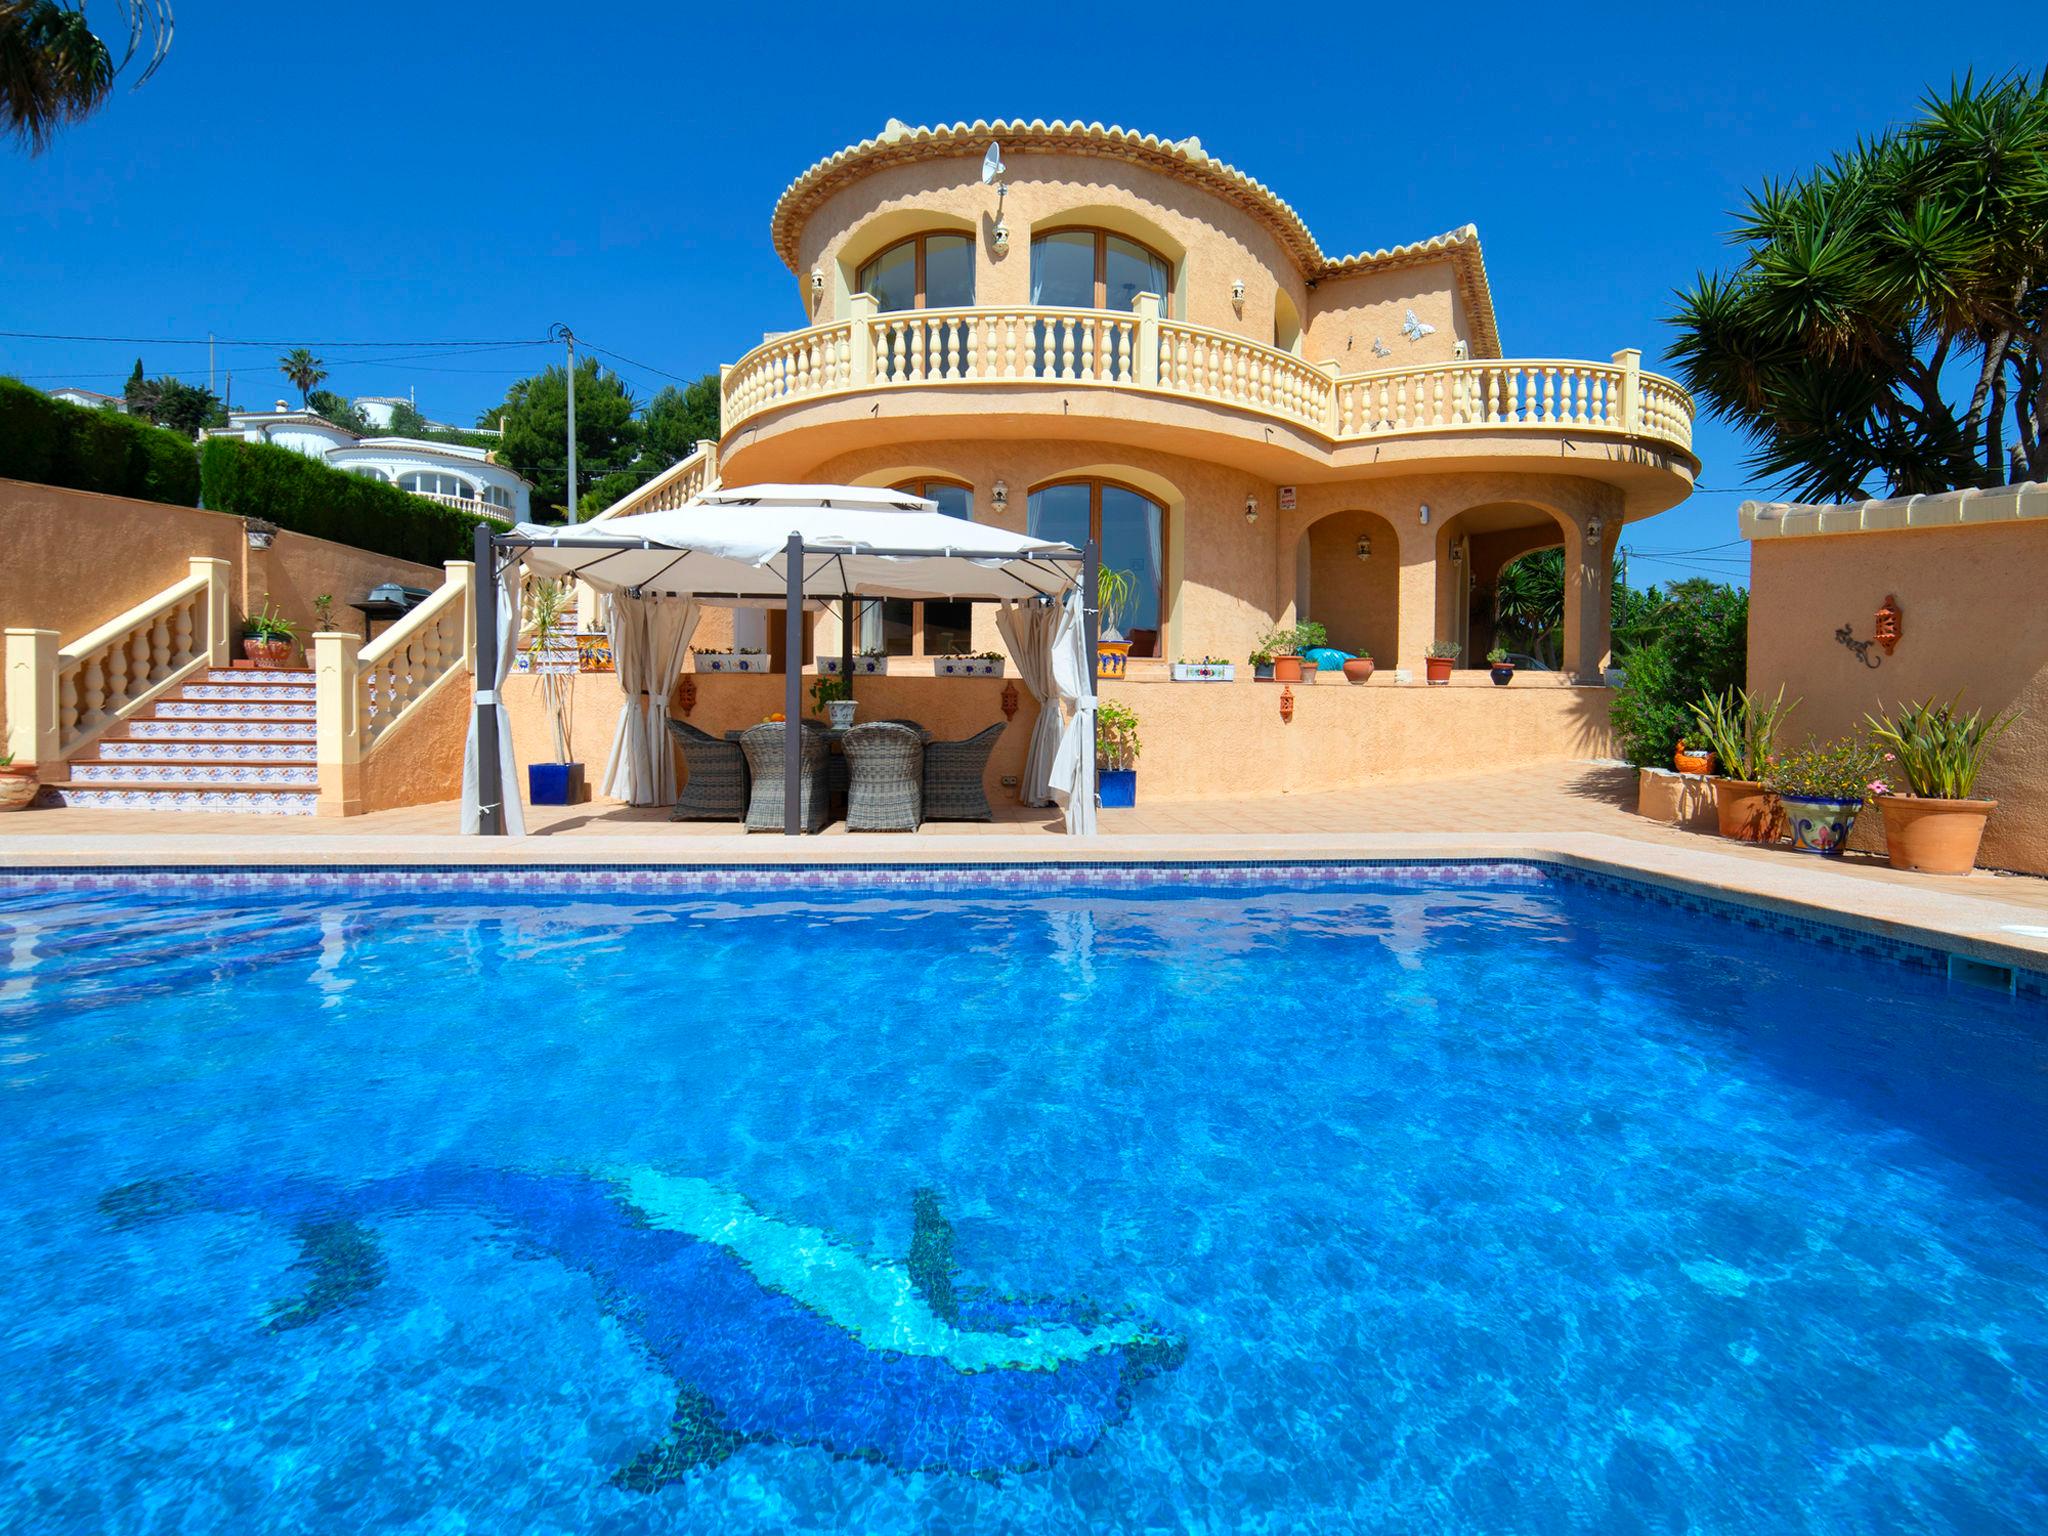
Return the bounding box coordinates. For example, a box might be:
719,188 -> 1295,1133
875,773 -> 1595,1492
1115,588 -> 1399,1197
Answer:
1342,657 -> 1376,684
1780,795 -> 1862,855
0,764 -> 40,812
1095,640 -> 1131,681
527,761 -> 585,806
1489,664 -> 1514,686
1673,746 -> 1717,776
243,637 -> 294,666
1272,655 -> 1304,683
1875,794 -> 1995,875
826,699 -> 857,730
1252,661 -> 1276,682
1098,768 -> 1137,808
1711,778 -> 1785,842
1425,656 -> 1455,685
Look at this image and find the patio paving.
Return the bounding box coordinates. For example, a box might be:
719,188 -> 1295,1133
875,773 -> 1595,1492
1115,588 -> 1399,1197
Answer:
6,760 -> 2048,971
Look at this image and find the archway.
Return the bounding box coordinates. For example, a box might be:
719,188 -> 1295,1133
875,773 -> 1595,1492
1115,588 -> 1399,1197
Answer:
1296,508 -> 1402,663
1434,503 -> 1568,668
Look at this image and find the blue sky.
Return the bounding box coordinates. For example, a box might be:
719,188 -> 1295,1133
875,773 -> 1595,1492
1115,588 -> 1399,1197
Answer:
4,1 -> 2040,587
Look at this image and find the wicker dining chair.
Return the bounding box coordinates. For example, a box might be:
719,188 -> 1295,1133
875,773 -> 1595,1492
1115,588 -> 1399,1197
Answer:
663,717 -> 746,822
738,722 -> 830,833
842,722 -> 925,832
922,722 -> 1005,821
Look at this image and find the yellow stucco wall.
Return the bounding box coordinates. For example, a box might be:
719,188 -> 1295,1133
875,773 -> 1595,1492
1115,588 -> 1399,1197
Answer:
1748,520 -> 2048,875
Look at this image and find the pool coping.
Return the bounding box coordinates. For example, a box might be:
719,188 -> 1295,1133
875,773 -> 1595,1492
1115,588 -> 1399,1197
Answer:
6,832 -> 2048,982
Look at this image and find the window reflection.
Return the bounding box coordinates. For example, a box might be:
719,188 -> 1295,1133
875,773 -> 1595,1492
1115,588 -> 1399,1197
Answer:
1027,480 -> 1165,657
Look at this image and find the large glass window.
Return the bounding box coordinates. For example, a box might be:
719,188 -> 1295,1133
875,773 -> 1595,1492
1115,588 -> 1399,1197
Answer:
1027,480 -> 1166,657
858,481 -> 978,657
398,471 -> 475,500
1029,229 -> 1171,311
856,232 -> 975,312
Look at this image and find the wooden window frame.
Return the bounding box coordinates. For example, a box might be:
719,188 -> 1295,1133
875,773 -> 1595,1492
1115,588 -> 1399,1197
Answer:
1030,226 -> 1175,312
879,478 -> 978,657
1027,476 -> 1170,657
857,232 -> 975,311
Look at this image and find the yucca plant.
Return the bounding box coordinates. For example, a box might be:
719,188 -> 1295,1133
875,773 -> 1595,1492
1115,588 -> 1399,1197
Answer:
524,578 -> 577,764
1688,685 -> 1798,781
1863,696 -> 2018,800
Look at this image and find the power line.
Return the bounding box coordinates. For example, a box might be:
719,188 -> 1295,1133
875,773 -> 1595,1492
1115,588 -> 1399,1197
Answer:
579,339 -> 701,386
0,329 -> 551,348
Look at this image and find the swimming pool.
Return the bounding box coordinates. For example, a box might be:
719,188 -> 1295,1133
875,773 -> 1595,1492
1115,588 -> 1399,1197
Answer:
2,861 -> 2045,1533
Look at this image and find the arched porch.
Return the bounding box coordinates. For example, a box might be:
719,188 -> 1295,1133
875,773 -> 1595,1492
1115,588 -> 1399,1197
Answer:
1294,508 -> 1403,664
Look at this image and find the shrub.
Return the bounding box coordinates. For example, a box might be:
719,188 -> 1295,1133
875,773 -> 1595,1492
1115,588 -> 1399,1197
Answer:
0,377 -> 201,505
200,436 -> 499,566
1608,584 -> 1749,766
1766,736 -> 1883,801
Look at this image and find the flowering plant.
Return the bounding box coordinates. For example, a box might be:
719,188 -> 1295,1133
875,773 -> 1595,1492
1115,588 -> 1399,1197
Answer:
1764,735 -> 1883,801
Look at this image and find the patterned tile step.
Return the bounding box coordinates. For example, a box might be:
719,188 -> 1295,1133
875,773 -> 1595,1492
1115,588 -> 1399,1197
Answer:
202,669 -> 311,684
122,720 -> 317,741
43,785 -> 319,816
98,741 -> 317,763
181,684 -> 318,702
69,763 -> 319,786
154,702 -> 317,720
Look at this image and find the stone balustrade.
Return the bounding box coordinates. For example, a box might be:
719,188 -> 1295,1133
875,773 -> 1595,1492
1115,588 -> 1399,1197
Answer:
5,556 -> 231,771
589,439 -> 721,522
718,297 -> 1694,457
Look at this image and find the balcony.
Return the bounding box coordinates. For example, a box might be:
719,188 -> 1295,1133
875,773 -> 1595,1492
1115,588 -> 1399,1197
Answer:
719,297 -> 1696,468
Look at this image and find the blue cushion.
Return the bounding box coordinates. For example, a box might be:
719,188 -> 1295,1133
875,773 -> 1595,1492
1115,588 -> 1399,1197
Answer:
1301,646 -> 1355,672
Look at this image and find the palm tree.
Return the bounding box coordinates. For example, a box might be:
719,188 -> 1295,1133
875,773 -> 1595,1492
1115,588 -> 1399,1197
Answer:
278,348 -> 326,408
1,1 -> 174,155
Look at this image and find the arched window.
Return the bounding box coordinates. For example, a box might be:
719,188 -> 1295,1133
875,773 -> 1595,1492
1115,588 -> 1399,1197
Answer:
1030,229 -> 1172,312
398,471 -> 476,501
1027,479 -> 1166,657
346,466 -> 390,483
480,484 -> 512,510
861,479 -> 977,656
856,232 -> 974,312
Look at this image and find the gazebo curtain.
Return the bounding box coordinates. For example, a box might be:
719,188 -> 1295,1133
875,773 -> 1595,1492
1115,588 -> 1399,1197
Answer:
995,599 -> 1062,806
600,593 -> 700,806
1046,589 -> 1097,835
461,557 -> 527,836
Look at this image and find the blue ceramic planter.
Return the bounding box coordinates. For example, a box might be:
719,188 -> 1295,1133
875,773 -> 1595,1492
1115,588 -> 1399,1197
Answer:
1781,795 -> 1861,854
528,762 -> 585,806
1099,769 -> 1137,808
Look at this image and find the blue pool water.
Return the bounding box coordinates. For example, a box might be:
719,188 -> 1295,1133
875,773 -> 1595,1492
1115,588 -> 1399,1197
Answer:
2,864 -> 2047,1533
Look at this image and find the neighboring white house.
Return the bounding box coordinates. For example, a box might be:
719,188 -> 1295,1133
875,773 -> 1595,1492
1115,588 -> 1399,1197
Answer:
207,400 -> 530,522
48,387 -> 128,413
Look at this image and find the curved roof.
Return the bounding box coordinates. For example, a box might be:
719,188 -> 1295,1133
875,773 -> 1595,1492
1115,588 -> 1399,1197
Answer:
769,119 -> 1500,354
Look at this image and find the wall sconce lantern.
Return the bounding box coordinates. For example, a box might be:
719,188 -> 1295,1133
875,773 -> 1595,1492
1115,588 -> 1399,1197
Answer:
1355,534 -> 1371,561
1243,493 -> 1258,524
1418,503 -> 1432,525
1230,278 -> 1246,304
244,519 -> 277,550
1875,594 -> 1902,655
810,267 -> 824,293
991,479 -> 1008,511
1586,516 -> 1604,541
1450,542 -> 1463,563
992,219 -> 1010,251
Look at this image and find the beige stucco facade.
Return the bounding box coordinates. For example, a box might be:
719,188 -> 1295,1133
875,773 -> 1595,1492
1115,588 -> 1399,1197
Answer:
1743,482 -> 2048,876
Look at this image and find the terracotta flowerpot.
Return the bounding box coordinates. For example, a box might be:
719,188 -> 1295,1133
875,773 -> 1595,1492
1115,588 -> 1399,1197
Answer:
1272,655 -> 1304,683
0,764 -> 40,812
243,636 -> 294,666
1712,778 -> 1785,842
1341,657 -> 1375,684
1875,794 -> 1995,875
1673,747 -> 1717,776
1424,656 -> 1454,685
1095,640 -> 1130,681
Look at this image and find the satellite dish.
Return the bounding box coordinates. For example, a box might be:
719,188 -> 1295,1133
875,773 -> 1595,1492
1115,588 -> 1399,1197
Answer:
981,142 -> 1006,185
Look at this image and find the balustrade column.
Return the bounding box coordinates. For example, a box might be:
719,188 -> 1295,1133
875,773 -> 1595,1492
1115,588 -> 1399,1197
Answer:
845,292 -> 876,388
1612,348 -> 1642,434
3,628 -> 61,773
191,556 -> 232,666
1132,292 -> 1162,389
314,630 -> 363,817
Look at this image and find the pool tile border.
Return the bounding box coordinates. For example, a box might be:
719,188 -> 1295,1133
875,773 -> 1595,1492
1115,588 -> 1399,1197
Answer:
4,857 -> 2043,998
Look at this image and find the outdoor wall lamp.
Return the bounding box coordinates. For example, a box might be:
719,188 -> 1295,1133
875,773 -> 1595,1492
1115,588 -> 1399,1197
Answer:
1450,543 -> 1464,563
1586,516 -> 1605,540
1243,493 -> 1258,524
1418,502 -> 1432,525
810,267 -> 824,293
1355,534 -> 1371,561
244,519 -> 277,550
991,479 -> 1008,510
992,219 -> 1010,251
1231,278 -> 1246,303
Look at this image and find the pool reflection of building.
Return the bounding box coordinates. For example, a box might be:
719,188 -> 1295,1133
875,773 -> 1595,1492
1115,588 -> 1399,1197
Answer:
604,119 -> 1698,682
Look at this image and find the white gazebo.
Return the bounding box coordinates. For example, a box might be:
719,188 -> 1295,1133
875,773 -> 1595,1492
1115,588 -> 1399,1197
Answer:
461,485 -> 1100,836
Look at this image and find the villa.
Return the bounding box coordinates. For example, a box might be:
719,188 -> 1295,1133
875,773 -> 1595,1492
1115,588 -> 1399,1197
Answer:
207,402 -> 531,521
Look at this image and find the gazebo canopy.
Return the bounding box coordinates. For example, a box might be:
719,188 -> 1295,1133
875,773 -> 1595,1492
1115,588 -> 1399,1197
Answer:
509,484 -> 1083,601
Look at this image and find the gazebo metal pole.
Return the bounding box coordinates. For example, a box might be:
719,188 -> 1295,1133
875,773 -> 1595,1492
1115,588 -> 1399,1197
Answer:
840,592 -> 855,704
1082,536 -> 1100,667
783,533 -> 804,835
473,526 -> 504,836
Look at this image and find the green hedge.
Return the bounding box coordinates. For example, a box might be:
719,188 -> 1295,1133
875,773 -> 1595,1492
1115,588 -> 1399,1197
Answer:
0,377 -> 202,505
200,436 -> 501,566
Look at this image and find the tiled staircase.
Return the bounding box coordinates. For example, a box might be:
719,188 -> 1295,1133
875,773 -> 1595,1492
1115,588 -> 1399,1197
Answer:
44,668 -> 320,816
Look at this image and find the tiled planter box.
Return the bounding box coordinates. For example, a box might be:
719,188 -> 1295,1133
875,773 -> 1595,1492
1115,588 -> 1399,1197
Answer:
1171,662 -> 1236,682
694,653 -> 773,674
935,657 -> 1004,677
818,656 -> 888,676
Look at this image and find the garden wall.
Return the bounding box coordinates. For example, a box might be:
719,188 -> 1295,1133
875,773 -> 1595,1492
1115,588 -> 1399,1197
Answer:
1744,482 -> 2048,874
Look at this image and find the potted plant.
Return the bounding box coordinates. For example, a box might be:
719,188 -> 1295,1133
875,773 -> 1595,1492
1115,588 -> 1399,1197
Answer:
935,651 -> 1005,678
311,592 -> 336,630
0,751 -> 38,812
692,647 -> 772,674
1673,735 -> 1717,776
810,676 -> 856,729
1292,621 -> 1330,680
241,603 -> 297,666
1487,646 -> 1514,686
1424,639 -> 1460,685
820,649 -> 889,676
1171,656 -> 1236,681
1689,685 -> 1797,842
1096,565 -> 1135,680
1249,647 -> 1277,682
523,578 -> 583,805
1766,736 -> 1882,855
1342,651 -> 1376,684
1260,626 -> 1302,684
1862,695 -> 2020,875
1096,698 -> 1140,807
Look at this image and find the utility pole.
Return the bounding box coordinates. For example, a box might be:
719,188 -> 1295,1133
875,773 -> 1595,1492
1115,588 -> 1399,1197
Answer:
208,332 -> 215,398
550,322 -> 578,521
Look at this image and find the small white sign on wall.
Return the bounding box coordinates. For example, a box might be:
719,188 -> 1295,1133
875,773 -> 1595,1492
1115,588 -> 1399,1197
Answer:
1278,486 -> 1297,512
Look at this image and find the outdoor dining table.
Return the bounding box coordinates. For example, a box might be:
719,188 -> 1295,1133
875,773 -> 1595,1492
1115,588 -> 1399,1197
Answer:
726,720 -> 934,818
